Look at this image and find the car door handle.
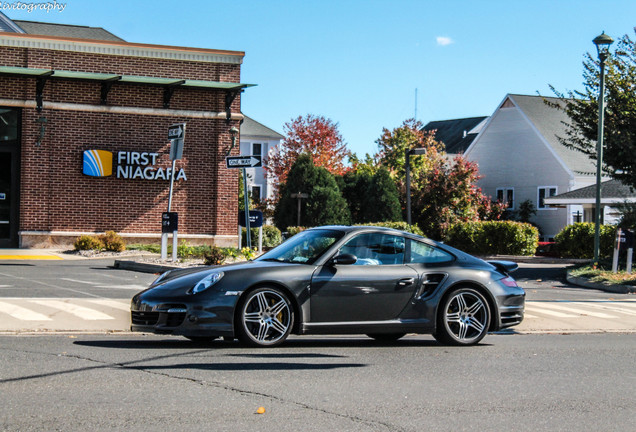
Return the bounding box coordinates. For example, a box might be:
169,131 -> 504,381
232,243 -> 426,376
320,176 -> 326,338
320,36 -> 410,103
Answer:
398,278 -> 415,286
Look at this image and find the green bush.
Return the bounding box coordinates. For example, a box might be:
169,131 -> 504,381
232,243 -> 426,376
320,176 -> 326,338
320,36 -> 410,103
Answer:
74,234 -> 104,251
241,225 -> 282,248
285,226 -> 307,237
554,223 -> 617,259
354,222 -> 425,237
98,231 -> 126,252
203,246 -> 226,265
445,221 -> 539,256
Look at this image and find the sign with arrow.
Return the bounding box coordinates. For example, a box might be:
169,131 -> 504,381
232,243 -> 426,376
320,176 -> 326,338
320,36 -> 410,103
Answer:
225,155 -> 262,169
168,123 -> 185,140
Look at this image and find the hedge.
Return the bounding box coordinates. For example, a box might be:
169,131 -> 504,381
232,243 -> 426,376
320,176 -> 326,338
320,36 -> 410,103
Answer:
241,225 -> 283,248
354,222 -> 425,237
554,223 -> 617,259
445,221 -> 539,256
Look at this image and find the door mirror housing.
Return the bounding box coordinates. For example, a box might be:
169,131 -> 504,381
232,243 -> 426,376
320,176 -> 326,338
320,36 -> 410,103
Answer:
329,253 -> 357,266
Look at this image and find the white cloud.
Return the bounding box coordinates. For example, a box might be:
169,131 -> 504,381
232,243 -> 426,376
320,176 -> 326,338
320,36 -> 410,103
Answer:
436,36 -> 454,46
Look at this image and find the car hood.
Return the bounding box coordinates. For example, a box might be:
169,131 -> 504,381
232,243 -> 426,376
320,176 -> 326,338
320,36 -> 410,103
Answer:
141,260 -> 310,295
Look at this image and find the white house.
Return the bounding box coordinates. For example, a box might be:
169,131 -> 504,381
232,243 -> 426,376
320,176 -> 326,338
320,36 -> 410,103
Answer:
240,116 -> 283,202
464,94 -> 604,240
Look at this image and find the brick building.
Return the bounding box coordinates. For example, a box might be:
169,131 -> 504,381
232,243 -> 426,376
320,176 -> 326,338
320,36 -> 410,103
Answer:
0,16 -> 251,248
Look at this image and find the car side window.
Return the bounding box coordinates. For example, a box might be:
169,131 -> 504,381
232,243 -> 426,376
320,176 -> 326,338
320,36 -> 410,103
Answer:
408,240 -> 453,264
340,233 -> 405,265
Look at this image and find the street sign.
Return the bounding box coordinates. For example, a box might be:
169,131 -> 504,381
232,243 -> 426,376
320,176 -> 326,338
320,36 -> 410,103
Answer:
162,212 -> 178,233
239,210 -> 263,228
225,155 -> 262,169
169,138 -> 184,161
168,123 -> 185,140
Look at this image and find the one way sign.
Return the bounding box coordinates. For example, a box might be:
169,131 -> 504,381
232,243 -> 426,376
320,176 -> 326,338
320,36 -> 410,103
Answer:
226,155 -> 262,169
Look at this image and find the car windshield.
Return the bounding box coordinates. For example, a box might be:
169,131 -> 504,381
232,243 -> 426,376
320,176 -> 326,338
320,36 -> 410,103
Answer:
256,229 -> 344,265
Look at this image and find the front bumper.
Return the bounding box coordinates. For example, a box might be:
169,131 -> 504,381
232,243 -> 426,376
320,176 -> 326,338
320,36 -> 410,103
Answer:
130,292 -> 237,337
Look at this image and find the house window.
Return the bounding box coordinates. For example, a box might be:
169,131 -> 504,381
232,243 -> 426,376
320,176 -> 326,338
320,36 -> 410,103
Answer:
252,143 -> 262,157
538,186 -> 557,209
250,185 -> 262,201
496,187 -> 514,209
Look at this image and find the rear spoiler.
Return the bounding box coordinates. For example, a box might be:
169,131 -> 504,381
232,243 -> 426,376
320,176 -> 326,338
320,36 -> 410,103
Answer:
487,260 -> 519,275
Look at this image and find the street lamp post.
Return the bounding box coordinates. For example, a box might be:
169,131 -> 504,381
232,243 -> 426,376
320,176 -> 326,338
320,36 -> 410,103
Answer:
592,32 -> 614,264
405,148 -> 427,225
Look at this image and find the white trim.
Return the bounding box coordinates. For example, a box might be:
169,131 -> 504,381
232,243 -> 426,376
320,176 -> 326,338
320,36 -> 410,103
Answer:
0,34 -> 243,64
0,98 -> 244,120
544,197 -> 636,205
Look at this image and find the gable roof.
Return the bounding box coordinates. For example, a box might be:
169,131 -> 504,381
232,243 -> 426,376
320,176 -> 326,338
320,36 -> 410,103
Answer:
507,94 -> 596,176
423,116 -> 488,154
13,20 -> 125,41
241,116 -> 284,140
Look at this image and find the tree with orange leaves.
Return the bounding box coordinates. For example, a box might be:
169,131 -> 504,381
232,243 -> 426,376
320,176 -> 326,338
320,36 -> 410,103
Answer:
266,114 -> 350,187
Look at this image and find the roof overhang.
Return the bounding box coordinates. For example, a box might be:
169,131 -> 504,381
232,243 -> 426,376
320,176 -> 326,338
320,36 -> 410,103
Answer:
0,32 -> 245,64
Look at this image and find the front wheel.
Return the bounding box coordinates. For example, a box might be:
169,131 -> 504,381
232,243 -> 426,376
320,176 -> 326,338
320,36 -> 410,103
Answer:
434,288 -> 490,346
236,287 -> 294,347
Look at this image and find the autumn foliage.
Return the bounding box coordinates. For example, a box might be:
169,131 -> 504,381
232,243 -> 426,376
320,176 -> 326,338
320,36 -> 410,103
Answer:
266,114 -> 350,186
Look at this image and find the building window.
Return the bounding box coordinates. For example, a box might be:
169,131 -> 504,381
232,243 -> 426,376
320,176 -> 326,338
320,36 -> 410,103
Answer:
250,185 -> 262,201
496,187 -> 514,209
538,186 -> 557,209
252,143 -> 262,156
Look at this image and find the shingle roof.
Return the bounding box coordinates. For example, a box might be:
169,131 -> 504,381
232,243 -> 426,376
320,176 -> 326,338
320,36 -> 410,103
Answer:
13,20 -> 125,41
508,94 -> 596,176
423,116 -> 488,154
550,179 -> 635,200
241,116 -> 284,140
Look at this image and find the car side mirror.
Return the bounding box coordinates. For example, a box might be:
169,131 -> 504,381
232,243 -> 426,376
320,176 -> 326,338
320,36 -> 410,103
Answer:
330,253 -> 357,266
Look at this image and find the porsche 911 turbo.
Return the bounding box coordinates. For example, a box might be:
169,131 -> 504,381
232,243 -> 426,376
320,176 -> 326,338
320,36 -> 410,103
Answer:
131,226 -> 525,346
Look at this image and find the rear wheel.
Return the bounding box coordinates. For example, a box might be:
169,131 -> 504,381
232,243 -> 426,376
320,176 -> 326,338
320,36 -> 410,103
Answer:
236,287 -> 294,347
367,333 -> 406,342
434,288 -> 490,346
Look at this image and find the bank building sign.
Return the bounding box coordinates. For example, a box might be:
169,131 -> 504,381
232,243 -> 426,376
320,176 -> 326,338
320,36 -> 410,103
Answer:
82,150 -> 187,181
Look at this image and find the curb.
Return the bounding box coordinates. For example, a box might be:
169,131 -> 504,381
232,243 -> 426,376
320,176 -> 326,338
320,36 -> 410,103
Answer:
566,272 -> 636,294
114,260 -> 185,274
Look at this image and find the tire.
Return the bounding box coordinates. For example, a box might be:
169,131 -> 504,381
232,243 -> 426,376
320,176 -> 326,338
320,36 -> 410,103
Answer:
236,287 -> 294,347
367,333 -> 406,342
185,336 -> 218,343
433,287 -> 491,346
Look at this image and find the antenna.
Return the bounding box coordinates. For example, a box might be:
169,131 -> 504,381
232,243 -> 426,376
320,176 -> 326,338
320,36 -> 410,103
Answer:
414,88 -> 418,121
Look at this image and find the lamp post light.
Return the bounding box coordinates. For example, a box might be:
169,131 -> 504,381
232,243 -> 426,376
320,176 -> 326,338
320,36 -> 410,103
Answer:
592,32 -> 614,264
405,147 -> 427,226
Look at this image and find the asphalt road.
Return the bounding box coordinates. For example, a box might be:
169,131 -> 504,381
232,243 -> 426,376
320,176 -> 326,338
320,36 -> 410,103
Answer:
1,333 -> 634,431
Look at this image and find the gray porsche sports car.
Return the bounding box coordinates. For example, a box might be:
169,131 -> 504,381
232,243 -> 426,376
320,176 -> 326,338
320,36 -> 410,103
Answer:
131,226 -> 525,346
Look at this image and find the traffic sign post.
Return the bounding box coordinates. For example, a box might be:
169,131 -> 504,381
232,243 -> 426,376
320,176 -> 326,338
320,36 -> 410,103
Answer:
225,155 -> 262,251
225,155 -> 262,169
162,123 -> 186,261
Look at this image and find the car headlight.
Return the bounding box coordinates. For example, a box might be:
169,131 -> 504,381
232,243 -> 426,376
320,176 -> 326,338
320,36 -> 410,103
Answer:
190,272 -> 224,294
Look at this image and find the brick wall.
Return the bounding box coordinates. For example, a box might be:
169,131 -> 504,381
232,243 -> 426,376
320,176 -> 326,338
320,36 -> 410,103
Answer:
0,42 -> 244,244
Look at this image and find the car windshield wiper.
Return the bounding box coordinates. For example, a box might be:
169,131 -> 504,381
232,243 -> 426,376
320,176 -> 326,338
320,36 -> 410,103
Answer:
260,258 -> 292,263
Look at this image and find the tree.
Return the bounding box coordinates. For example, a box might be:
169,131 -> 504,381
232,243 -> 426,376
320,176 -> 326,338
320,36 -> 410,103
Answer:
274,153 -> 351,229
339,166 -> 402,224
551,32 -> 636,188
375,119 -> 505,239
266,114 -> 350,187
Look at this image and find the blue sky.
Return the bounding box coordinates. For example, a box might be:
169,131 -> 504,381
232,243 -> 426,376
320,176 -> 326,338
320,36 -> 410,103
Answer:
4,0 -> 636,157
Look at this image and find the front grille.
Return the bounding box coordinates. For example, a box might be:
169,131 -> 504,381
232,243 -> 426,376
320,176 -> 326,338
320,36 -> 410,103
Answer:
131,311 -> 160,326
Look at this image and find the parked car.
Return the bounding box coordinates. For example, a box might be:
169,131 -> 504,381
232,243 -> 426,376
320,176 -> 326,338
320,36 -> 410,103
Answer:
131,226 -> 525,346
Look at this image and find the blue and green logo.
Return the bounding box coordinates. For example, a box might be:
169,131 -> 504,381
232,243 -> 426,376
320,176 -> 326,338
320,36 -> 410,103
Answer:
83,150 -> 113,177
